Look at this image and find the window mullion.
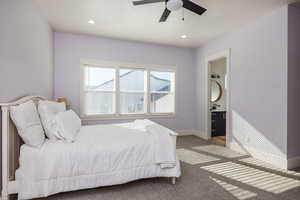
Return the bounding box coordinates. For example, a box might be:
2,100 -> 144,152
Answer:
82,67 -> 87,116
115,67 -> 120,116
146,70 -> 150,114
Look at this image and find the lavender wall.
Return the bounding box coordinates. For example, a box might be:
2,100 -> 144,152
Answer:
0,0 -> 54,102
0,0 -> 54,190
54,32 -> 197,130
196,6 -> 288,159
287,4 -> 300,159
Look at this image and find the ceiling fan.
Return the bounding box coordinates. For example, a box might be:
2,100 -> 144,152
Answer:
132,0 -> 207,22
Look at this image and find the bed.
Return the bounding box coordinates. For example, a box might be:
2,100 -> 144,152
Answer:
0,96 -> 181,200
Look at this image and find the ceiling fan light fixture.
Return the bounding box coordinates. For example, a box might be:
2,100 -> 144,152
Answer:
167,0 -> 183,11
132,0 -> 207,22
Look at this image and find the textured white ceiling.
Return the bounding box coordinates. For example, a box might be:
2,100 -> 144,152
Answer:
35,0 -> 295,47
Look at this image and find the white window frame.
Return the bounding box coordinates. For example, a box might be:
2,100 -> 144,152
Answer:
149,70 -> 176,115
82,65 -> 117,116
80,59 -> 176,120
119,67 -> 147,115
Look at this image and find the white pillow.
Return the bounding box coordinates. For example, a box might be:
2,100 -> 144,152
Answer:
55,110 -> 81,142
10,100 -> 45,147
38,101 -> 66,140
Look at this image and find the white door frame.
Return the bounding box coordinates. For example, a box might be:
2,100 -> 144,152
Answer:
205,49 -> 231,147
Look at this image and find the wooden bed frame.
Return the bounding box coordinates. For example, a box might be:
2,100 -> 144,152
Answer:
0,95 -> 177,200
0,96 -> 46,200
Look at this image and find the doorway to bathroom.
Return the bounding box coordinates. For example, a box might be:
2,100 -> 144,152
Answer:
205,50 -> 230,146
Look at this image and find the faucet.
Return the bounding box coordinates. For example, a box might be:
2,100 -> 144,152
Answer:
210,103 -> 221,111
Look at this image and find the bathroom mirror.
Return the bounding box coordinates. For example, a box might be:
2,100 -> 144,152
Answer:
211,80 -> 222,102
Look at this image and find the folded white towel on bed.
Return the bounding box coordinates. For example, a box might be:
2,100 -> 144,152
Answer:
134,120 -> 177,169
134,119 -> 177,136
132,119 -> 155,131
146,124 -> 177,168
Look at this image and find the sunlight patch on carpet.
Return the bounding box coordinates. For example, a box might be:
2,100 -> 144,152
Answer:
201,162 -> 300,194
176,148 -> 220,165
239,157 -> 300,177
193,145 -> 246,158
210,176 -> 257,200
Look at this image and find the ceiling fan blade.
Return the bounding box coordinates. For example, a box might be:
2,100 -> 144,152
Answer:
133,0 -> 165,6
183,0 -> 207,15
159,8 -> 171,22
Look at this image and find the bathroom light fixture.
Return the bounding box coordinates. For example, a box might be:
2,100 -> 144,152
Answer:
181,34 -> 187,39
88,20 -> 95,24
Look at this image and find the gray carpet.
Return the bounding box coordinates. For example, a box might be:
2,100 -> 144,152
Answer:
35,136 -> 300,200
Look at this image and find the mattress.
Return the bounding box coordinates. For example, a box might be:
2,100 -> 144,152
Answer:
16,123 -> 181,199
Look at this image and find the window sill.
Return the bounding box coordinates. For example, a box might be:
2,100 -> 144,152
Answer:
81,113 -> 176,121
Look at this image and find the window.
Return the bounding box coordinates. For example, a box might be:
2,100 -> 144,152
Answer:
150,71 -> 175,114
81,61 -> 175,118
119,69 -> 146,114
83,66 -> 116,115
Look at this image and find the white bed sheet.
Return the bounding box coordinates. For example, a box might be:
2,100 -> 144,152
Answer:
16,123 -> 181,200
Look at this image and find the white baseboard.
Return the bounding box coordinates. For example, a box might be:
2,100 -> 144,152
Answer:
229,141 -> 288,170
176,130 -> 208,139
176,130 -> 194,136
287,156 -> 300,169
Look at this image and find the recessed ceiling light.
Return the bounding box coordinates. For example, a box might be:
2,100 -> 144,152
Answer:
181,34 -> 187,39
88,20 -> 95,25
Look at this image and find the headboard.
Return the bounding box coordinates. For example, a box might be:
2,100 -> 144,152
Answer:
0,96 -> 46,183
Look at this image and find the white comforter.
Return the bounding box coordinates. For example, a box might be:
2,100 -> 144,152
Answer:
117,120 -> 177,168
16,122 -> 181,199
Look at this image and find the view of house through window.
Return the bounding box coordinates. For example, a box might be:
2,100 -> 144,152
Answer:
82,63 -> 175,117
150,71 -> 175,113
120,69 -> 146,114
84,66 -> 116,115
